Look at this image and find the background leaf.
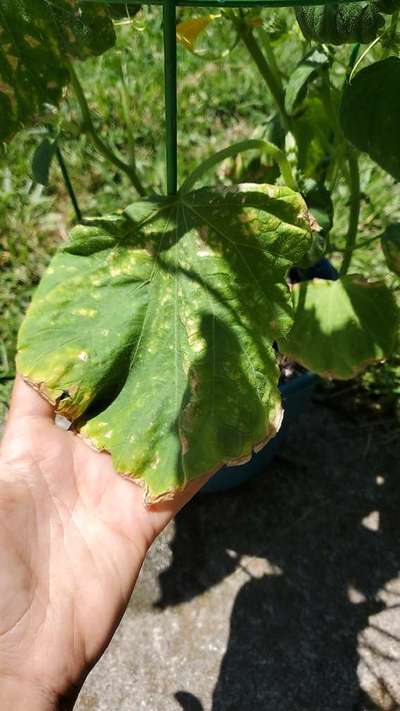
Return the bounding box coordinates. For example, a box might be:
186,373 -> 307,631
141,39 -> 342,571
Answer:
32,137 -> 58,186
278,276 -> 399,379
17,184 -> 313,502
176,16 -> 218,52
381,224 -> 400,276
295,4 -> 384,45
340,58 -> 400,181
285,49 -> 329,115
0,0 -> 116,142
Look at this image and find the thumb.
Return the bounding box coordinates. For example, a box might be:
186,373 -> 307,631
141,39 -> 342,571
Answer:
8,375 -> 55,421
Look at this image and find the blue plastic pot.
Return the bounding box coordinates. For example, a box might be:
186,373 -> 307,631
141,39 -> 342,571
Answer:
201,371 -> 318,493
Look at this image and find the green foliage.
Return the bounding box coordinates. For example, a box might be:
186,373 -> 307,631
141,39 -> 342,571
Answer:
0,0 -> 115,142
375,0 -> 400,14
359,357 -> 400,417
340,58 -> 400,181
295,3 -> 384,45
285,50 -> 329,115
17,183 -> 314,500
380,224 -> 400,275
2,4 -> 400,495
292,98 -> 333,179
279,277 -> 399,379
32,137 -> 58,186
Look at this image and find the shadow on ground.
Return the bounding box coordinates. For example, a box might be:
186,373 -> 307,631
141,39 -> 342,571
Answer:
157,400 -> 400,711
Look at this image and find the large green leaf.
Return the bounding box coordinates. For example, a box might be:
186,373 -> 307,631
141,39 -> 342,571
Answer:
278,277 -> 399,379
17,183 -> 314,502
0,0 -> 115,142
340,58 -> 400,181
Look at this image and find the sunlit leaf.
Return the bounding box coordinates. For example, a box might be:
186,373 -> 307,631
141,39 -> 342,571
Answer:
285,49 -> 329,115
278,276 -> 399,379
340,58 -> 400,181
17,184 -> 314,502
381,224 -> 400,276
176,15 -> 218,51
0,0 -> 115,142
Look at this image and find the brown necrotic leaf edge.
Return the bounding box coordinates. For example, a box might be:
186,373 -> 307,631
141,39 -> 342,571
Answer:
20,375 -> 284,506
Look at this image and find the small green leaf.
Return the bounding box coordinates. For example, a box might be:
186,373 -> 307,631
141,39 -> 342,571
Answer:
381,224 -> 400,276
279,277 -> 399,379
17,184 -> 314,502
295,3 -> 384,45
304,182 -> 333,235
0,0 -> 115,142
340,58 -> 400,181
375,0 -> 400,14
32,137 -> 57,186
285,50 -> 329,115
108,3 -> 141,19
293,98 -> 333,180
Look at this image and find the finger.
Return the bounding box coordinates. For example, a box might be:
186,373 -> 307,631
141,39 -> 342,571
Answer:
7,375 -> 54,422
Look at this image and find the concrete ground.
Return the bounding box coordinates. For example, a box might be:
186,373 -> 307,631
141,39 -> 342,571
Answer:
71,399 -> 400,711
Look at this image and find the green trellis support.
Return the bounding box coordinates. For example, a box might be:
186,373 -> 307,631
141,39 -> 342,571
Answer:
163,0 -> 178,195
91,0 -> 364,196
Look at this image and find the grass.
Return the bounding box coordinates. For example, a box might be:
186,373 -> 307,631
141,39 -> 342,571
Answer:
1,6 -> 399,418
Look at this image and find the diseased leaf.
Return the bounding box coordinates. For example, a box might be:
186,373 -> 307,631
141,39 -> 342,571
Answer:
278,277 -> 399,379
285,49 -> 329,115
0,0 -> 115,142
381,224 -> 400,276
340,58 -> 400,181
17,183 -> 314,502
32,137 -> 57,186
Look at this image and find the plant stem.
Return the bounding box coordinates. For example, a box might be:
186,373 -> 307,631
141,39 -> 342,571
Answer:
68,63 -> 146,196
55,146 -> 82,222
234,16 -> 290,133
339,149 -> 361,276
256,27 -> 284,94
119,58 -> 138,171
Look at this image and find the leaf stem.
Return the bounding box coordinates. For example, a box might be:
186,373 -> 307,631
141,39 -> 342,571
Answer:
119,58 -> 138,171
55,146 -> 82,222
180,138 -> 296,193
256,26 -> 284,94
68,63 -> 146,196
233,15 -> 290,133
339,149 -> 361,276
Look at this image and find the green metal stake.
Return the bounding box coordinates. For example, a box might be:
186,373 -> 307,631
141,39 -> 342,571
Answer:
163,0 -> 178,195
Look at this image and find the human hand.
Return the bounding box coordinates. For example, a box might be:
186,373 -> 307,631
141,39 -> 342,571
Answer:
0,377 -> 206,710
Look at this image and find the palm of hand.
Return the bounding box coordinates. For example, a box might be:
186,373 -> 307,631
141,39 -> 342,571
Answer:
0,378 -> 201,703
